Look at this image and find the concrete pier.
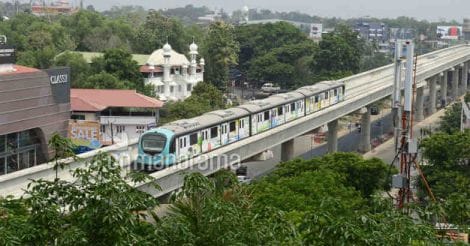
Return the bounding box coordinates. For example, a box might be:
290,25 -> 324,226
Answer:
428,76 -> 437,114
327,120 -> 338,153
280,139 -> 294,162
440,71 -> 448,106
415,86 -> 425,122
359,106 -> 371,152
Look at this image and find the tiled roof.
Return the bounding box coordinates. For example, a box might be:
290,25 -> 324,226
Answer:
0,65 -> 40,75
56,51 -> 150,66
71,89 -> 163,112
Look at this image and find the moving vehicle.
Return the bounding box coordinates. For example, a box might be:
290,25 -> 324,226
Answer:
261,83 -> 281,93
137,81 -> 345,168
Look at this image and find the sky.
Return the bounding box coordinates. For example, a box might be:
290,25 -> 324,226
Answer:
82,0 -> 468,21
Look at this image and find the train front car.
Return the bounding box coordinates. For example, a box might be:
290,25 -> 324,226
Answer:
137,128 -> 176,170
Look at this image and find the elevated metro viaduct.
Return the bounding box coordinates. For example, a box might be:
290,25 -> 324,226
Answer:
1,44 -> 470,198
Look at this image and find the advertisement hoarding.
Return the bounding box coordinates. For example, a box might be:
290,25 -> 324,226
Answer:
68,120 -> 102,150
436,26 -> 462,40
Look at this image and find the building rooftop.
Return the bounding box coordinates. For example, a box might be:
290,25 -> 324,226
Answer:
71,89 -> 163,112
0,65 -> 40,76
56,51 -> 150,66
146,48 -> 190,66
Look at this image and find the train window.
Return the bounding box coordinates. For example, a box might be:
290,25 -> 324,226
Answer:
211,127 -> 218,138
179,138 -> 183,148
184,138 -> 187,147
278,106 -> 284,115
229,121 -> 236,132
315,95 -> 319,103
258,114 -> 262,122
334,89 -> 338,96
264,111 -> 270,120
290,103 -> 296,111
325,92 -> 329,99
189,133 -> 198,145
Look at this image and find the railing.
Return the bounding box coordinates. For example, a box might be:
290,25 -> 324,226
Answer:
99,116 -> 156,125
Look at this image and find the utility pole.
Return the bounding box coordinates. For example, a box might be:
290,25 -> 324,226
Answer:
392,40 -> 404,154
392,41 -> 436,210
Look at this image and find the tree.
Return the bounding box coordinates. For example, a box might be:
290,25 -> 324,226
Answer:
82,72 -> 129,89
250,153 -> 436,245
439,102 -> 462,134
162,82 -> 225,122
54,51 -> 91,87
89,49 -> 144,92
203,21 -> 239,89
312,24 -> 364,78
132,11 -> 188,54
155,171 -> 298,245
0,147 -> 160,245
419,130 -> 470,228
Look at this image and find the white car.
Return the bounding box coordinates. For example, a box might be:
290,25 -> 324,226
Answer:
237,175 -> 252,184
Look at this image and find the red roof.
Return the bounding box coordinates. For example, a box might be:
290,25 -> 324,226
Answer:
0,65 -> 40,75
71,89 -> 163,112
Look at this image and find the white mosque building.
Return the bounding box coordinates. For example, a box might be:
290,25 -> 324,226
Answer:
140,42 -> 205,101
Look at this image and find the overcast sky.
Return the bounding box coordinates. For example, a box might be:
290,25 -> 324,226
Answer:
85,0 -> 468,21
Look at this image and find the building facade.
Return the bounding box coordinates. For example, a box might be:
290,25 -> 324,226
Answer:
355,21 -> 390,53
140,42 -> 205,101
70,89 -> 163,145
0,61 -> 71,175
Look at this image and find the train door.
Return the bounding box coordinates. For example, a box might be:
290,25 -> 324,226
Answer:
277,106 -> 285,125
221,123 -> 229,145
250,114 -> 257,135
238,117 -> 249,139
201,128 -> 210,152
259,111 -> 271,132
330,89 -> 337,104
209,126 -> 221,149
297,100 -> 305,117
323,91 -> 329,107
228,121 -> 238,143
287,102 -> 296,121
314,95 -> 320,112
338,86 -> 344,101
271,108 -> 278,127
177,135 -> 191,160
188,132 -> 200,156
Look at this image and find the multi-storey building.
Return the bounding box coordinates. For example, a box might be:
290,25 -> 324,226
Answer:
140,42 -> 205,101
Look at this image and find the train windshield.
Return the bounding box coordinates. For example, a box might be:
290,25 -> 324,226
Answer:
142,134 -> 166,154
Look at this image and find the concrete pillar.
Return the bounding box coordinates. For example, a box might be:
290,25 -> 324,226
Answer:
440,71 -> 448,106
359,106 -> 371,152
415,86 -> 425,122
428,76 -> 437,114
462,62 -> 468,94
451,67 -> 459,101
327,120 -> 338,153
281,139 -> 294,162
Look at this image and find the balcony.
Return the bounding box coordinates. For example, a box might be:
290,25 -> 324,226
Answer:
99,116 -> 156,126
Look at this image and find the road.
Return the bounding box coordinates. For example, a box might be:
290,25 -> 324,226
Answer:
245,112 -> 395,179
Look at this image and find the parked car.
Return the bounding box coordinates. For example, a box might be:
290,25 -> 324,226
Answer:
261,83 -> 281,93
237,175 -> 252,184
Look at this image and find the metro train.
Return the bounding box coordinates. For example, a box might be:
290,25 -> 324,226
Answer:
137,81 -> 345,168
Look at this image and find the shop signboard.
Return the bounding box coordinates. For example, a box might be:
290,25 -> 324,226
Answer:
68,120 -> 102,150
